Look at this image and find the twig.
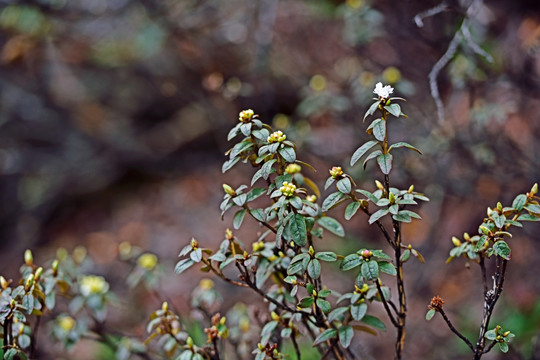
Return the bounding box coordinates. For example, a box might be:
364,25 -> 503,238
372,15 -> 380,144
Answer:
291,332 -> 301,360
438,308 -> 475,351
376,280 -> 399,328
481,340 -> 497,354
416,0 -> 491,123
414,2 -> 448,27
30,315 -> 41,359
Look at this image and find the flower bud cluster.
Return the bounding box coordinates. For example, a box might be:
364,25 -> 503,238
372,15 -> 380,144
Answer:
238,109 -> 254,123
329,166 -> 343,178
280,182 -> 296,197
267,130 -> 286,143
285,164 -> 301,174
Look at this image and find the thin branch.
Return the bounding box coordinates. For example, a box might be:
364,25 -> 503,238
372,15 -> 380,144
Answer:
460,23 -> 493,63
414,1 -> 448,27
478,256 -> 488,296
291,332 -> 301,360
481,340 -> 497,354
438,308 -> 475,351
428,29 -> 462,123
376,280 -> 399,328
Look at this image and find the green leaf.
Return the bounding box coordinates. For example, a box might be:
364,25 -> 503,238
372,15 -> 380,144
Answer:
384,103 -> 401,117
174,258 -> 195,275
222,157 -> 240,173
371,249 -> 392,261
351,141 -> 378,166
517,213 -> 540,222
261,321 -> 278,339
288,253 -> 310,275
363,101 -> 381,121
233,209 -> 247,229
525,204 -> 540,214
324,177 -> 336,190
307,259 -> 322,279
363,150 -> 382,169
230,141 -> 253,158
499,341 -> 509,353
485,329 -> 497,340
298,296 -> 314,308
345,201 -> 361,220
289,214 -> 307,246
317,217 -> 345,237
227,123 -> 242,140
377,153 -> 393,175
18,334 -> 31,349
338,325 -> 354,348
279,146 -> 296,163
250,208 -> 266,222
361,261 -> 379,280
328,307 -> 349,322
289,196 -> 303,210
362,315 -> 386,330
313,329 -> 337,345
322,192 -> 344,212
392,212 -> 412,223
512,194 -> 527,211
425,309 -> 436,321
493,241 -> 511,260
4,349 -> 19,360
337,178 -> 352,194
316,298 -> 331,313
247,188 -> 266,202
190,248 -> 202,263
388,142 -> 422,154
369,208 -> 389,224
398,210 -> 421,220
340,254 -> 361,271
378,262 -> 397,276
372,119 -> 386,142
351,303 -> 368,321
261,159 -> 277,179
357,189 -> 378,203
315,252 -> 338,262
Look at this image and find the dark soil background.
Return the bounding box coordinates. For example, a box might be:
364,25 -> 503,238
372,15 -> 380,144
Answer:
0,0 -> 539,358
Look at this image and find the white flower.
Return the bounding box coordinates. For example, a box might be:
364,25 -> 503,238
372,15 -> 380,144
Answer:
373,82 -> 394,99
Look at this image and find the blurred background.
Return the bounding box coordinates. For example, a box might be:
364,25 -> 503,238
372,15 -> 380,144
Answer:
0,0 -> 539,358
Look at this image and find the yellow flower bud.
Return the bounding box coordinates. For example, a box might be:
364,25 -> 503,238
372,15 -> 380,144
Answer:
199,278 -> 214,290
285,164 -> 302,174
222,184 -> 236,196
279,181 -> 296,197
225,229 -> 234,241
306,195 -> 317,203
34,267 -> 43,281
137,253 -> 158,270
267,130 -> 286,143
190,238 -> 199,249
73,246 -> 87,264
58,315 -> 76,332
531,183 -> 538,195
408,185 -> 414,193
452,237 -> 462,247
0,276 -> 9,290
239,109 -> 255,123
271,311 -> 280,321
375,180 -> 384,191
161,301 -> 168,312
24,249 -> 33,266
79,275 -> 109,297
329,166 -> 343,178
187,336 -> 194,348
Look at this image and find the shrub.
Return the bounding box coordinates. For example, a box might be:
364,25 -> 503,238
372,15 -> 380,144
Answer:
1,83 -> 538,360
